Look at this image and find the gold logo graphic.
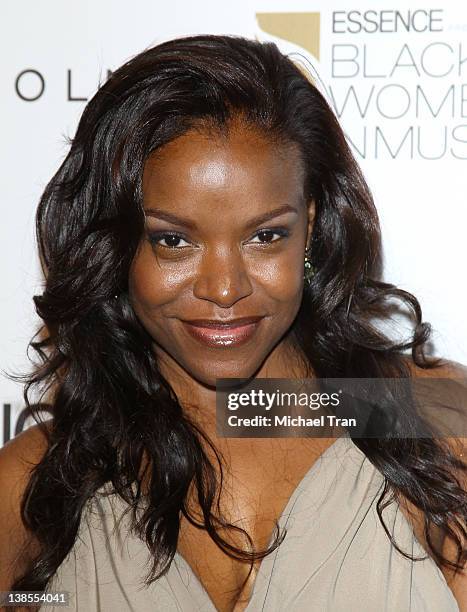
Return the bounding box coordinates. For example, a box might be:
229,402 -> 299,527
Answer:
256,12 -> 321,61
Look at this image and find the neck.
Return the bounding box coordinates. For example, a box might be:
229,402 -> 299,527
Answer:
153,335 -> 313,438
138,337 -> 317,497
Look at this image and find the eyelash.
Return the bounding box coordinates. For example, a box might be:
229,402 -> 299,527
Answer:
147,227 -> 290,249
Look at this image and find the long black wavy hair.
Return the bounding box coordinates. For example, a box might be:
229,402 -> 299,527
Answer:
6,34 -> 467,597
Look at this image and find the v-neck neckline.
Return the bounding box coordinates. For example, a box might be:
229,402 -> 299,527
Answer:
174,435 -> 353,611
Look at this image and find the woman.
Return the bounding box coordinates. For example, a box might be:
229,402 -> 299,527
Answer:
1,34 -> 466,612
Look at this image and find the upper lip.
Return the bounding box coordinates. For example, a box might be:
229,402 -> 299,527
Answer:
181,316 -> 264,328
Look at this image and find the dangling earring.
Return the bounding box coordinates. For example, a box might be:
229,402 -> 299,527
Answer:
303,248 -> 315,284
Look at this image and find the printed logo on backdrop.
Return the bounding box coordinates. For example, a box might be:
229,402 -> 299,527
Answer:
12,7 -> 467,160
256,8 -> 467,159
14,69 -> 113,103
256,12 -> 321,60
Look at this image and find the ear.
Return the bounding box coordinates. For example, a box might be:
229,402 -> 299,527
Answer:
305,198 -> 316,251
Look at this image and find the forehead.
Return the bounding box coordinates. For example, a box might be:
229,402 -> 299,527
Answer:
142,122 -> 306,205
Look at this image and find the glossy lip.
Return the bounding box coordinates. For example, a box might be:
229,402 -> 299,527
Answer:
180,316 -> 264,348
181,316 -> 264,328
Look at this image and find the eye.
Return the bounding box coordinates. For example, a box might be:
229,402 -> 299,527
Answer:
147,231 -> 191,249
249,228 -> 289,244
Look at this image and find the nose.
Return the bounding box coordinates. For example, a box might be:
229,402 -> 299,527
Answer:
193,246 -> 254,307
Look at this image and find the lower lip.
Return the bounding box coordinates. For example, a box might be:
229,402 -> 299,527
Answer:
181,320 -> 263,348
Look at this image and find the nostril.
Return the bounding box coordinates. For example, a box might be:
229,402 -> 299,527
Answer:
192,259 -> 254,306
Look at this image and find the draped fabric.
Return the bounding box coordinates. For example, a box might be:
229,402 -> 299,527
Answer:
42,435 -> 459,611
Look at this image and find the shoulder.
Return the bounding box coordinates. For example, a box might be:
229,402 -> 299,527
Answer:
403,355 -> 467,465
0,420 -> 52,590
0,419 -> 52,468
403,354 -> 467,379
0,420 -> 52,496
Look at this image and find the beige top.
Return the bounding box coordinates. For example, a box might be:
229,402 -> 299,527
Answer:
42,435 -> 459,611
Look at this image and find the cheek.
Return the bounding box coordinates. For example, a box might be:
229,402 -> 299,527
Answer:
128,247 -> 191,311
252,252 -> 304,305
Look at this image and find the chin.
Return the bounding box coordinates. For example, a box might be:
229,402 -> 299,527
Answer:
191,360 -> 261,389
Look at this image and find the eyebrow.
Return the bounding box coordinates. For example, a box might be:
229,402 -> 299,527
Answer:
144,204 -> 298,230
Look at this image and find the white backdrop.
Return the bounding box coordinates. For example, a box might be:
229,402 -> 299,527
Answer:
1,0 -> 466,445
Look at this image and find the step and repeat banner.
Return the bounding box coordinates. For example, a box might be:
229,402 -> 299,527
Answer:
1,0 -> 466,445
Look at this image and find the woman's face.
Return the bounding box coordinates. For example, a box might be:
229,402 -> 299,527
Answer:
129,121 -> 315,388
